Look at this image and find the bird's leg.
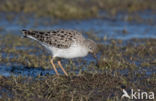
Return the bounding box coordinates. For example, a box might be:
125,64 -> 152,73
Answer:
50,58 -> 59,76
57,60 -> 68,76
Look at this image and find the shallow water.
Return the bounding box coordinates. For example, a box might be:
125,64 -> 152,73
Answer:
0,12 -> 155,77
0,12 -> 155,40
0,65 -> 56,77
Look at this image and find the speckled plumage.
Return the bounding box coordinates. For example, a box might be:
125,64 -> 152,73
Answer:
22,29 -> 84,49
22,29 -> 97,59
22,29 -> 97,76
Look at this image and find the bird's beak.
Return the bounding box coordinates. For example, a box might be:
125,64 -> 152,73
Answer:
91,52 -> 99,67
92,52 -> 97,58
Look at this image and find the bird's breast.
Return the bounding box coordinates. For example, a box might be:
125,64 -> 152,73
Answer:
50,44 -> 88,59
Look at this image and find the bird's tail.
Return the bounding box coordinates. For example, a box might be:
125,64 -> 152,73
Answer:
22,29 -> 29,38
21,29 -> 45,41
22,29 -> 38,38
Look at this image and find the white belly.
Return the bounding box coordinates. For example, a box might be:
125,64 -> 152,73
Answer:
26,36 -> 88,58
43,43 -> 89,59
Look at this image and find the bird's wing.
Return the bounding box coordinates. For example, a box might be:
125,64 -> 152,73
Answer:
22,29 -> 83,49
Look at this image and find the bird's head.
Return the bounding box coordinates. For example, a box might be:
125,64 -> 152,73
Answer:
84,39 -> 98,55
84,39 -> 99,67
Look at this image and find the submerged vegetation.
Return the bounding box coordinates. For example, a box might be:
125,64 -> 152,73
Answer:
0,34 -> 155,100
0,0 -> 155,19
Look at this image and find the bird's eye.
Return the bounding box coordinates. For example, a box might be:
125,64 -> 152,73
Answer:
90,47 -> 92,50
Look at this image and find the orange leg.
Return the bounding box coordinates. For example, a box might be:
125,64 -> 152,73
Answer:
58,61 -> 68,76
50,58 -> 59,76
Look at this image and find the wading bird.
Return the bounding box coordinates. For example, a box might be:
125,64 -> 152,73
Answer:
22,29 -> 97,76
